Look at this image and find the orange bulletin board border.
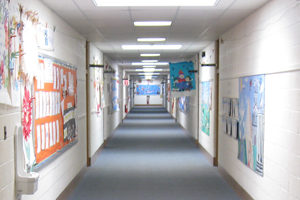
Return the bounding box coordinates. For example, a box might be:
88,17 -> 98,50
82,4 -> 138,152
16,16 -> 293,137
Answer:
33,55 -> 77,165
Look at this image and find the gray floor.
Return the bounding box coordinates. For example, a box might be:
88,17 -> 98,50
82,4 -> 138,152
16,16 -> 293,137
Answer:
67,107 -> 240,200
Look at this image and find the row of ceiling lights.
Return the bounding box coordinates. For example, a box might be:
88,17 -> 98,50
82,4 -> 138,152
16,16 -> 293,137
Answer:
92,0 -> 219,79
131,21 -> 174,79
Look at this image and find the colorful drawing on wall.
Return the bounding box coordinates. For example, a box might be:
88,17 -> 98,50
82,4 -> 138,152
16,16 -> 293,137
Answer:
169,61 -> 196,96
22,86 -> 36,170
238,75 -> 265,176
136,85 -> 160,95
111,76 -> 120,112
178,96 -> 189,113
0,0 -> 11,105
200,81 -> 212,136
33,55 -> 77,165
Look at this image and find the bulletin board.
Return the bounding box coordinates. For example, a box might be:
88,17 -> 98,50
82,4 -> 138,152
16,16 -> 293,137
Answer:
33,55 -> 77,164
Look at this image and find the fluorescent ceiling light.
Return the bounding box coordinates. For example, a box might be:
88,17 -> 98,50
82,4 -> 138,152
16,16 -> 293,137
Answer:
143,65 -> 156,68
145,75 -> 152,80
143,68 -> 156,72
93,0 -> 218,6
122,45 -> 181,50
137,38 -> 166,42
142,60 -> 158,63
139,73 -> 160,75
132,62 -> 169,66
134,21 -> 172,26
140,53 -> 160,57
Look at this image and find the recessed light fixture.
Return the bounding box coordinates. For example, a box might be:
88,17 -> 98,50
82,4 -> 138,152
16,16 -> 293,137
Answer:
137,38 -> 166,42
92,0 -> 218,6
123,45 -> 181,50
143,68 -> 156,72
142,60 -> 158,63
143,65 -> 156,68
134,21 -> 172,27
132,62 -> 168,66
140,53 -> 160,57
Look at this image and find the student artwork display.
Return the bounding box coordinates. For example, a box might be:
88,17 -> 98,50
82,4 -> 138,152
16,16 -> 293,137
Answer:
169,61 -> 196,97
0,1 -> 23,106
22,86 -> 36,170
200,81 -> 212,136
33,55 -> 77,164
111,76 -> 120,112
238,75 -> 265,176
222,98 -> 239,139
171,97 -> 177,117
92,67 -> 102,113
178,96 -> 189,113
37,22 -> 55,51
0,0 -> 11,105
167,84 -> 170,102
136,85 -> 160,95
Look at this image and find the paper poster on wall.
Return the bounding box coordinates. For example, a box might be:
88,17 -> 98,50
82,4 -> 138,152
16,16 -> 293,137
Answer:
200,81 -> 212,136
169,61 -> 196,97
0,0 -> 11,105
178,96 -> 189,113
111,76 -> 120,112
9,3 -> 23,107
33,55 -> 77,165
222,97 -> 239,139
22,86 -> 36,169
136,85 -> 160,95
238,75 -> 265,176
37,22 -> 55,51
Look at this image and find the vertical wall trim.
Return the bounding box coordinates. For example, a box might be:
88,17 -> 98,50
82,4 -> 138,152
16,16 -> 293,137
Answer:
85,41 -> 91,167
214,39 -> 220,166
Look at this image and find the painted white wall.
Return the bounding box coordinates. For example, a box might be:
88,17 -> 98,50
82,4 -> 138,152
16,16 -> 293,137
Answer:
88,43 -> 104,159
176,56 -> 199,139
218,0 -> 300,199
0,0 -> 87,199
103,58 -> 123,140
198,42 -> 217,158
134,80 -> 163,105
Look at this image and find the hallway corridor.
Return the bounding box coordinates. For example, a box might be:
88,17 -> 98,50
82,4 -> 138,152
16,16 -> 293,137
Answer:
67,107 -> 240,200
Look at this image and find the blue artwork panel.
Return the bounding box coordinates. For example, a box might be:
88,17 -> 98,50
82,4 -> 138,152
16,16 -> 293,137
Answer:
178,96 -> 189,113
136,85 -> 160,95
169,61 -> 196,92
238,75 -> 265,176
201,81 -> 212,136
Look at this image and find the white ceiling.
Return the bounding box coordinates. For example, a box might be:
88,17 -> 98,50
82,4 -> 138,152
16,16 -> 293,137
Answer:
41,0 -> 270,65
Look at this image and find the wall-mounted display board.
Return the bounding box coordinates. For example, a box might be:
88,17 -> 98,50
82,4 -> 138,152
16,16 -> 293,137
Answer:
178,96 -> 189,113
200,81 -> 212,136
238,75 -> 265,176
136,85 -> 160,95
222,97 -> 239,139
33,55 -> 77,164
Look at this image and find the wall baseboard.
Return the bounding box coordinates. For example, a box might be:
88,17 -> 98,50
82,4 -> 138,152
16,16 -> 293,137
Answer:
56,166 -> 87,200
196,142 -> 218,166
87,141 -> 107,166
218,165 -> 254,200
58,140 -> 108,199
